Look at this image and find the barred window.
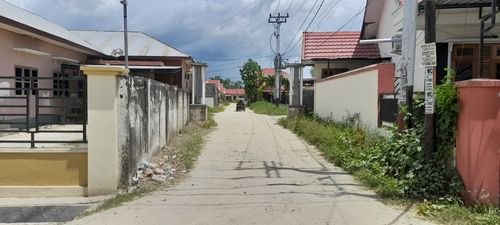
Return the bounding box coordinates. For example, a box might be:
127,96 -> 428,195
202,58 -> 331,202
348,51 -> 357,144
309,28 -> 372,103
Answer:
15,66 -> 37,96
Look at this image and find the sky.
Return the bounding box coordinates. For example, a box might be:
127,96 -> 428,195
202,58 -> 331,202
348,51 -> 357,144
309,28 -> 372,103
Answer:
5,0 -> 367,80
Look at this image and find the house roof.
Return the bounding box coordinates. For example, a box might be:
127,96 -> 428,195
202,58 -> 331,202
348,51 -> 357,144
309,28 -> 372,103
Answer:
0,0 -> 102,55
224,89 -> 245,96
301,32 -> 380,61
72,30 -> 190,58
261,68 -> 290,79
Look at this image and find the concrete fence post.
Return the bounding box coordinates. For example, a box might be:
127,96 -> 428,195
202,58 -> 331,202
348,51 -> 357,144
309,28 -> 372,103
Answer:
80,65 -> 128,196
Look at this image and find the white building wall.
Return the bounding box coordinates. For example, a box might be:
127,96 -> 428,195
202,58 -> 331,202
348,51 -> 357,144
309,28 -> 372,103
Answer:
314,69 -> 379,130
376,0 -> 426,92
312,60 -> 380,80
377,0 -> 401,58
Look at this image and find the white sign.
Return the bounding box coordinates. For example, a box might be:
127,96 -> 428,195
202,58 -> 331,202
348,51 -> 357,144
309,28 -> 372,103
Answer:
396,66 -> 407,104
424,68 -> 435,114
421,43 -> 437,67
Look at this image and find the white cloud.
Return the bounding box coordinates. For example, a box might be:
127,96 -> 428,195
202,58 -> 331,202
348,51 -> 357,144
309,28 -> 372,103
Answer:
3,0 -> 367,79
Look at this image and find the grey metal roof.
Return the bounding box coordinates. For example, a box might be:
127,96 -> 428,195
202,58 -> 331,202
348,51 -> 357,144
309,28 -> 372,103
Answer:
0,0 -> 100,54
72,30 -> 190,58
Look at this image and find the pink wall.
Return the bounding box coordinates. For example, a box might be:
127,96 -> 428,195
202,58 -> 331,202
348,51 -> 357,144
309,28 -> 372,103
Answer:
456,79 -> 500,206
0,28 -> 87,119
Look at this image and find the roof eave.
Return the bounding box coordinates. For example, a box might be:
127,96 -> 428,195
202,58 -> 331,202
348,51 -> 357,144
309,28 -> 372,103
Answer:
0,16 -> 104,57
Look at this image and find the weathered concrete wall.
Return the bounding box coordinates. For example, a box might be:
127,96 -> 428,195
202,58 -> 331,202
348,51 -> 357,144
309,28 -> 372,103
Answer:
118,76 -> 189,186
205,84 -> 219,107
189,104 -> 208,123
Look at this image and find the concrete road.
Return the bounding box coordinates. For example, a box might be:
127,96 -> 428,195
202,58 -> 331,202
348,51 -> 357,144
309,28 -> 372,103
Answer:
69,106 -> 433,225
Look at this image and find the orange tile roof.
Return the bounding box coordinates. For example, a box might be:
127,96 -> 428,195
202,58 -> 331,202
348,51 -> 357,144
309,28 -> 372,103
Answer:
301,31 -> 380,61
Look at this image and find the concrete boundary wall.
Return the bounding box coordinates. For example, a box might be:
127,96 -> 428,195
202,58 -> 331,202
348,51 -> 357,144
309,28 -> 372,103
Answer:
118,76 -> 189,186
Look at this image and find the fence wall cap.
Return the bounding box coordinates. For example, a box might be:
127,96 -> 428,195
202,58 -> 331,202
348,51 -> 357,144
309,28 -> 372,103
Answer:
80,65 -> 129,76
455,79 -> 500,88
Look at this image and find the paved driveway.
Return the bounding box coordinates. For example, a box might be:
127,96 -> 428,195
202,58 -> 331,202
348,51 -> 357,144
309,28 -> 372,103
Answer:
69,105 -> 433,225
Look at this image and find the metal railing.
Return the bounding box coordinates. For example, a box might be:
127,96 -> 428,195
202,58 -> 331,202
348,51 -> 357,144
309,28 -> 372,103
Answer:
0,75 -> 87,148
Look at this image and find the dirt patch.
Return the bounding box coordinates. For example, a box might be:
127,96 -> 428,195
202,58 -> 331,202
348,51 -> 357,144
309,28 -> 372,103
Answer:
131,124 -> 208,192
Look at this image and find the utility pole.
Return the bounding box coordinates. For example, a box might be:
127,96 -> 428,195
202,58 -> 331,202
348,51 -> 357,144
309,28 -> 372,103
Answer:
401,0 -> 417,128
121,0 -> 129,70
424,0 -> 436,161
269,13 -> 288,106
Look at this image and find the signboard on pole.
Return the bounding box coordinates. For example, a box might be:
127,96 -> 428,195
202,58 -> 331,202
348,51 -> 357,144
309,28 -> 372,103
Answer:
421,43 -> 436,114
424,68 -> 435,114
421,43 -> 436,67
396,64 -> 407,104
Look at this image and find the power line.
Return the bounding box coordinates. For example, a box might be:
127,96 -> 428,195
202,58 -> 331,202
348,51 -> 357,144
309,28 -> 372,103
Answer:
284,0 -> 375,56
304,0 -> 326,32
283,0 -> 320,53
270,33 -> 277,54
274,0 -> 282,14
178,0 -> 259,47
208,0 -> 272,60
283,0 -> 328,55
204,54 -> 274,65
285,0 -> 295,13
314,0 -> 342,30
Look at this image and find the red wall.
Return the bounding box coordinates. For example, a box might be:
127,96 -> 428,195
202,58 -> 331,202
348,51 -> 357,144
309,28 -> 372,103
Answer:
456,79 -> 500,206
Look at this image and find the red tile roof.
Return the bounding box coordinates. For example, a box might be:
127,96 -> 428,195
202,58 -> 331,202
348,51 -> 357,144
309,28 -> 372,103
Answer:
261,68 -> 290,79
301,32 -> 381,61
224,89 -> 245,96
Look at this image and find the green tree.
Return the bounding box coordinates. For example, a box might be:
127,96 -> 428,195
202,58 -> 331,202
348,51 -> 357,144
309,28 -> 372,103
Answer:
209,75 -> 223,81
262,75 -> 290,98
233,80 -> 244,89
240,59 -> 263,103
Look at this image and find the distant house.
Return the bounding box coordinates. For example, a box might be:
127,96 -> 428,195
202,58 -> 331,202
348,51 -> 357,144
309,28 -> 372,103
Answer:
301,32 -> 384,80
224,89 -> 245,101
205,79 -> 224,107
261,68 -> 290,103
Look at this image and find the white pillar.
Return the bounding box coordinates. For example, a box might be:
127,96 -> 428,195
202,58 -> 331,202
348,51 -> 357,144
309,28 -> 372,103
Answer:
80,65 -> 128,196
201,65 -> 206,105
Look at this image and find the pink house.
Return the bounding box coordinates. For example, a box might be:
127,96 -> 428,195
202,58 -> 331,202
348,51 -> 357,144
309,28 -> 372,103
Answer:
0,0 -> 192,132
224,89 -> 245,101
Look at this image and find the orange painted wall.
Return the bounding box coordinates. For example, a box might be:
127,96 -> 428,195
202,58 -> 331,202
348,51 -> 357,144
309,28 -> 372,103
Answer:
456,79 -> 500,206
0,152 -> 87,186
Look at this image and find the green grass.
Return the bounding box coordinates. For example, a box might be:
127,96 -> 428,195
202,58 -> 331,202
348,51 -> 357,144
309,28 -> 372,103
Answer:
278,116 -> 500,225
249,101 -> 288,116
209,104 -> 226,114
179,126 -> 204,170
417,198 -> 500,225
203,104 -> 226,129
278,116 -> 401,198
